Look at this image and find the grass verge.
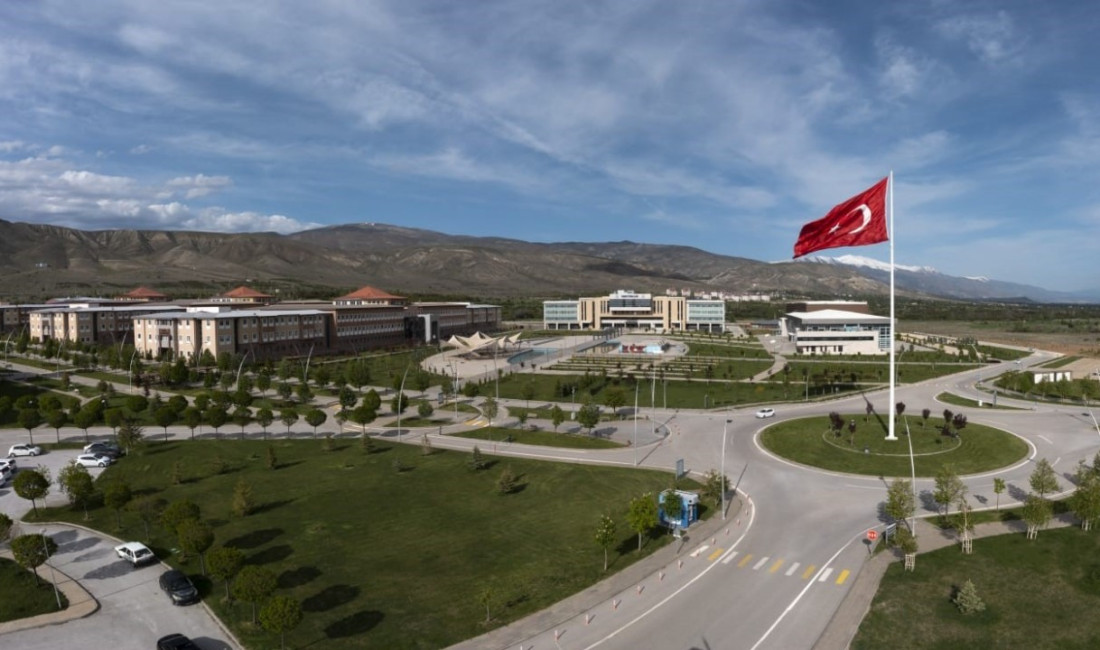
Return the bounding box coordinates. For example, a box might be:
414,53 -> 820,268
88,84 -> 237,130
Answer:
450,426 -> 624,449
0,557 -> 69,622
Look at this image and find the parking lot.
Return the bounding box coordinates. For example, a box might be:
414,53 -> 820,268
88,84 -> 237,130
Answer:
1,442 -> 240,650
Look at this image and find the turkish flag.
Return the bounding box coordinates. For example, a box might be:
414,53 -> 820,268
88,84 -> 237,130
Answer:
793,177 -> 889,258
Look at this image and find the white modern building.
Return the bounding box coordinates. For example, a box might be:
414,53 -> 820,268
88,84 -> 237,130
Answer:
784,307 -> 891,355
543,290 -> 725,333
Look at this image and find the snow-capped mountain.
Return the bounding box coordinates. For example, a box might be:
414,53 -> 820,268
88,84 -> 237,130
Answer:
794,255 -> 1100,303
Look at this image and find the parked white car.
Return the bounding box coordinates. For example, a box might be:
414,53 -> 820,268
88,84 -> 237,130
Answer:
755,408 -> 776,419
75,453 -> 113,468
7,443 -> 42,457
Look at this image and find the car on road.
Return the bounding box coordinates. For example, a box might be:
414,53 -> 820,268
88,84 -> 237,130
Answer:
156,634 -> 200,650
7,443 -> 42,457
74,453 -> 113,468
83,441 -> 124,458
115,541 -> 155,566
159,569 -> 200,606
755,408 -> 776,419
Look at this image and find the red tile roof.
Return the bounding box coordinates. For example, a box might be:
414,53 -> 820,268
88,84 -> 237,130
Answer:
221,286 -> 273,299
121,286 -> 167,299
335,286 -> 405,301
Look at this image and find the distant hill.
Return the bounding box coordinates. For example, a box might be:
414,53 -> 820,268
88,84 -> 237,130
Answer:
0,219 -> 1095,303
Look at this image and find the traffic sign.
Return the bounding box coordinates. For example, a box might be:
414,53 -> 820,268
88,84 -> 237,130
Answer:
867,529 -> 878,541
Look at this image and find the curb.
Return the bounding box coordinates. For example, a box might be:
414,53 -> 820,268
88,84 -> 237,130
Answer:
0,547 -> 99,636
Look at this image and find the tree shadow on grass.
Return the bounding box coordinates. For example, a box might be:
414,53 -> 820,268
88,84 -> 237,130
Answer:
225,528 -> 283,550
303,584 -> 360,612
144,443 -> 179,455
323,610 -> 384,638
247,544 -> 293,565
278,566 -> 322,589
252,498 -> 295,516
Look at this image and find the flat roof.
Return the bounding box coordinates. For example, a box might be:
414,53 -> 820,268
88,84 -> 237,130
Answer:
786,309 -> 890,323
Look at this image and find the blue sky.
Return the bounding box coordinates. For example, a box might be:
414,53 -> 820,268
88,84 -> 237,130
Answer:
2,1 -> 1099,292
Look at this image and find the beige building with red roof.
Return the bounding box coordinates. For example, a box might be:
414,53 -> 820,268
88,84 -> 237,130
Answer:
209,285 -> 274,305
117,286 -> 169,302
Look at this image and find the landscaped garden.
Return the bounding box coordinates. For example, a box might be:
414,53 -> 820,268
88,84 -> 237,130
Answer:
0,556 -> 69,623
29,438 -> 703,649
854,526 -> 1100,649
759,412 -> 1029,476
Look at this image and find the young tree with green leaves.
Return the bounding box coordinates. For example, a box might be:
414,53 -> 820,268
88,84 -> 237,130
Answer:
993,477 -> 1006,511
595,514 -> 617,571
13,468 -> 51,517
953,579 -> 986,614
497,466 -> 518,494
232,565 -> 277,624
10,533 -> 58,585
177,518 -> 215,574
280,409 -> 298,436
0,513 -> 13,544
207,545 -> 245,599
161,499 -> 201,536
482,396 -> 498,426
933,465 -> 967,518
305,408 -> 327,436
577,402 -> 601,435
1022,493 -> 1053,539
627,493 -> 658,551
116,420 -> 145,453
129,495 -> 166,540
418,401 -> 434,419
550,404 -> 565,432
256,407 -> 274,439
103,480 -> 132,529
58,461 -> 96,519
260,595 -> 304,650
1072,462 -> 1100,531
661,489 -> 683,526
1030,457 -> 1060,499
885,478 -> 915,530
233,479 -> 256,517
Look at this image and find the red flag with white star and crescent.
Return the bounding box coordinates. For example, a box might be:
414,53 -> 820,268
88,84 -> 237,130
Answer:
792,177 -> 889,258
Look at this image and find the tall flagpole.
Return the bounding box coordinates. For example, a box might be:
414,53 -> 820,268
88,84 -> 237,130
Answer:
886,171 -> 897,441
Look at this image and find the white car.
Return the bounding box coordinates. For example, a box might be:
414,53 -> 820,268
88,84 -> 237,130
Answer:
115,541 -> 156,566
755,408 -> 776,419
74,453 -> 113,468
7,444 -> 42,458
0,458 -> 15,472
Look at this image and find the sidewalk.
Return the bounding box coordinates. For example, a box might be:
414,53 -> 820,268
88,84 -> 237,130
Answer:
0,548 -> 98,635
813,514 -> 1078,650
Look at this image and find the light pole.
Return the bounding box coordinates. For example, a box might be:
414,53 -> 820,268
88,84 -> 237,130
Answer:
450,361 -> 460,422
128,350 -> 138,394
721,417 -> 730,520
397,363 -> 410,442
904,416 -> 916,535
41,530 -> 62,610
633,380 -> 639,466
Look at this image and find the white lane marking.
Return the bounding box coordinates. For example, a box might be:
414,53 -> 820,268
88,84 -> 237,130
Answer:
785,562 -> 800,577
753,556 -> 770,571
584,500 -> 757,649
1038,434 -> 1052,444
722,551 -> 739,565
817,568 -> 834,582
749,535 -> 858,650
690,545 -> 709,558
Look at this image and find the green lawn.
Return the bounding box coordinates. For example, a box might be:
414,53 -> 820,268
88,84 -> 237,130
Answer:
450,426 -> 624,449
0,557 -> 69,622
759,414 -> 1028,476
35,439 -> 700,649
936,391 -> 1026,410
854,526 -> 1100,649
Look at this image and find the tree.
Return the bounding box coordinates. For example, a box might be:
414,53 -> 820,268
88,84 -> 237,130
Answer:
58,461 -> 96,518
233,479 -> 256,517
13,469 -> 50,516
155,406 -> 176,441
46,409 -> 67,443
257,407 -> 274,439
661,489 -> 683,525
277,381 -> 293,404
700,469 -> 729,507
0,512 -> 12,544
885,478 -> 915,530
206,406 -> 228,436
595,514 -> 617,571
363,389 -> 382,412
351,405 -> 376,434
346,360 -> 371,393
577,401 -> 601,435
295,381 -> 314,404
482,396 -> 498,426
420,433 -> 433,456
116,420 -> 144,453
130,495 -> 166,540
521,382 -> 536,409
305,408 -> 327,436
10,533 -> 57,585
550,404 -> 565,432
338,386 -> 358,412
1022,493 -> 1052,539
469,445 -> 486,471
933,465 -> 966,518
161,499 -> 201,536
260,595 -> 304,650
73,408 -> 96,443
18,408 -> 42,444
603,387 -> 627,418
627,493 -> 658,551
921,408 -> 931,428
177,518 -> 215,574
390,392 -> 409,415
207,545 -> 245,599
478,584 -> 495,624
993,477 -> 1006,511
103,480 -> 133,529
418,401 -> 434,419
280,409 -> 299,436
497,466 -> 518,494
182,406 -> 202,439
953,579 -> 986,614
1030,457 -> 1060,499
1072,463 -> 1100,531
233,565 -> 277,624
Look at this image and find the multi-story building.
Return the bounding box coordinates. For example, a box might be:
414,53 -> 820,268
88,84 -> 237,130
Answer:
783,304 -> 891,355
132,306 -> 328,361
29,303 -> 180,347
543,290 -> 725,333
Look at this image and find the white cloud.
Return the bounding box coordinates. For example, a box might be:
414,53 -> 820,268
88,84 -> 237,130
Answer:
166,173 -> 232,199
935,11 -> 1022,65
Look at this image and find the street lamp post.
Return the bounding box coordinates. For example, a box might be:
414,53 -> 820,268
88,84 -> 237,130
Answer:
41,530 -> 62,610
721,417 -> 730,520
128,350 -> 138,394
904,416 -> 917,535
633,381 -> 639,466
397,364 -> 410,442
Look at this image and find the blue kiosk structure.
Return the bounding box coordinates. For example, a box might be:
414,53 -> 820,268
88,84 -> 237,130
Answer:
658,490 -> 700,530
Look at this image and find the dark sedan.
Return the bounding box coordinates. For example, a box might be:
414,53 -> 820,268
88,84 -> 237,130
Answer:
156,633 -> 200,650
158,569 -> 200,606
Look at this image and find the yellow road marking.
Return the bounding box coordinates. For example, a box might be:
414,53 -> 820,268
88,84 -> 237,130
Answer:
836,569 -> 851,585
802,565 -> 817,580
708,548 -> 725,562
737,554 -> 754,568
768,559 -> 784,574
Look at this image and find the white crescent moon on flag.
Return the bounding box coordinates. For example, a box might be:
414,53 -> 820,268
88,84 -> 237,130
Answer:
847,204 -> 872,234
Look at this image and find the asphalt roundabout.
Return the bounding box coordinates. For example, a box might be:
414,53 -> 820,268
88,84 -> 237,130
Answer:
759,413 -> 1030,477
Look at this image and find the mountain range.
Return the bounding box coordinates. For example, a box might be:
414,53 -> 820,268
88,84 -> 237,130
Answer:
0,219 -> 1095,304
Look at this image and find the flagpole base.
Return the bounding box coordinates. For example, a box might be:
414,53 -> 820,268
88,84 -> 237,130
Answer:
884,435 -> 898,441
